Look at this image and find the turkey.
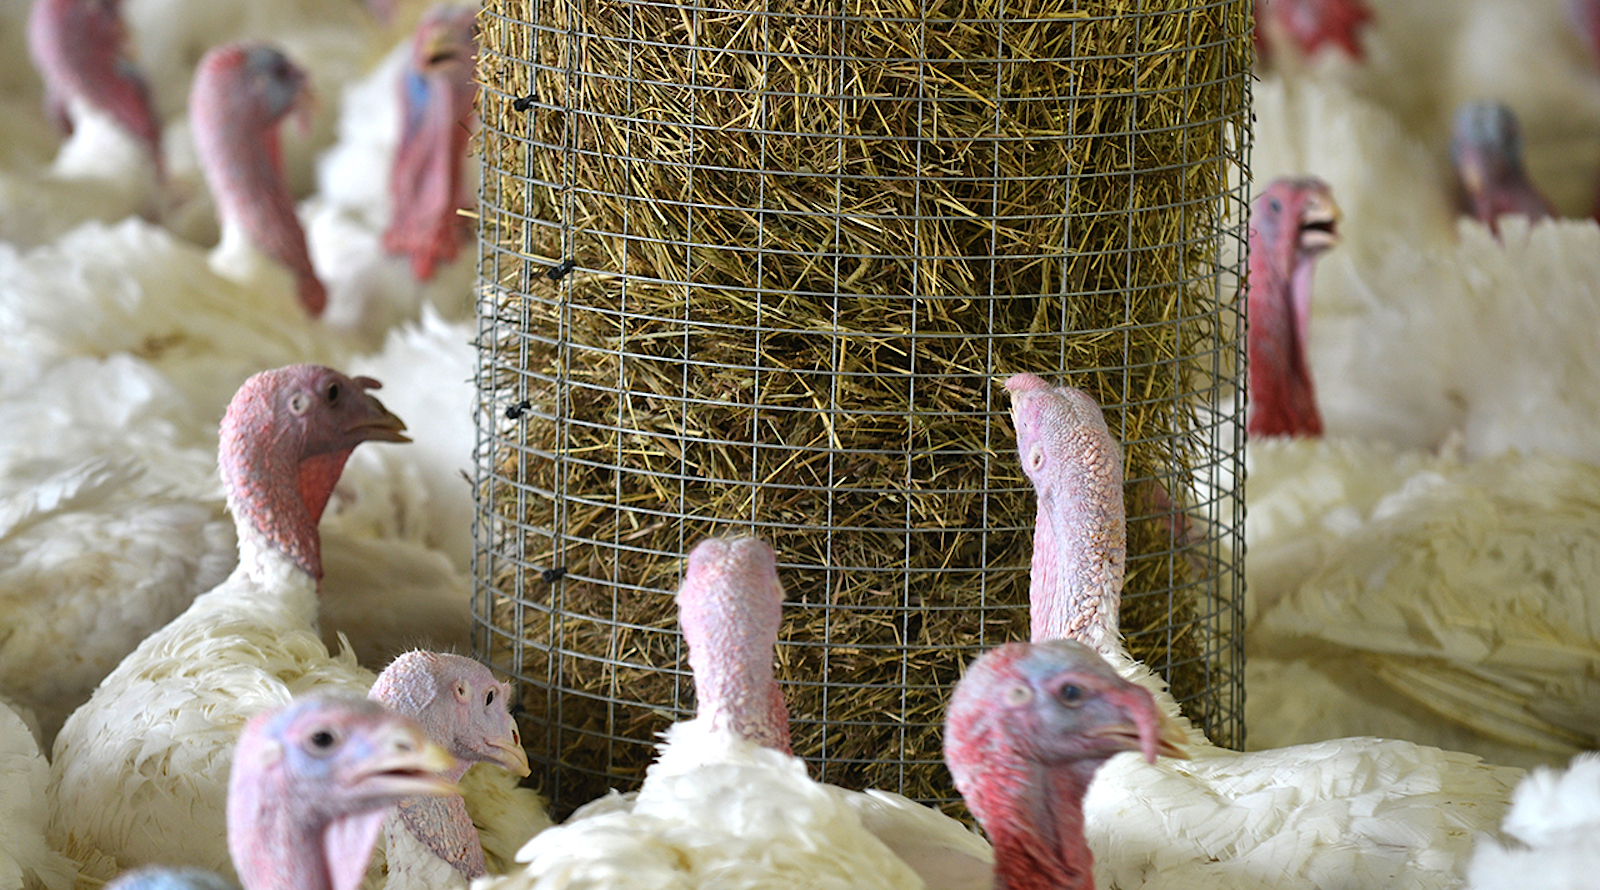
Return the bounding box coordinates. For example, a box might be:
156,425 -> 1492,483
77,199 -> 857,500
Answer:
102,695 -> 458,890
486,535 -> 929,890
0,41 -> 342,422
484,536 -> 1184,890
47,363 -> 542,884
1253,0 -> 1373,68
1005,372 -> 1525,889
47,364 -> 410,881
1466,752 -> 1600,890
122,0 -> 396,208
307,4 -> 480,351
1236,176 -> 1600,765
0,695 -> 76,890
368,650 -> 548,890
1448,100 -> 1556,233
0,0 -> 167,246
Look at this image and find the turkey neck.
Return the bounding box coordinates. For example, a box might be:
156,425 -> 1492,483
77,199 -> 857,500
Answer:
680,540 -> 794,754
219,417 -> 353,587
1246,232 -> 1323,438
964,754 -> 1102,890
1027,413 -> 1126,655
392,794 -> 488,880
192,66 -> 325,318
231,783 -> 345,890
383,54 -> 476,280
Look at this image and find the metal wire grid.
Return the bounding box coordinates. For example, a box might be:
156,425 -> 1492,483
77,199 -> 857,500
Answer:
472,0 -> 1251,815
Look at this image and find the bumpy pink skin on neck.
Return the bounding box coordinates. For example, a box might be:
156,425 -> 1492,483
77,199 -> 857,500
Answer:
190,43 -> 326,317
1246,178 -> 1328,438
27,0 -> 165,177
1006,374 -> 1126,650
677,537 -> 794,754
383,6 -> 478,281
956,740 -> 1099,890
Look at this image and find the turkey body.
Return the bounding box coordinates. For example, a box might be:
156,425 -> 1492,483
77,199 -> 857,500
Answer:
1006,374 -> 1526,890
1248,444 -> 1600,766
0,356 -> 236,744
493,720 -> 929,890
0,695 -> 77,890
48,541 -> 376,878
1466,752 -> 1600,890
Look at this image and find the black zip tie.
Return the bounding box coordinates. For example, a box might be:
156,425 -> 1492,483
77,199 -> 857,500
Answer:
512,94 -> 536,112
541,566 -> 566,584
505,399 -> 532,420
547,259 -> 576,281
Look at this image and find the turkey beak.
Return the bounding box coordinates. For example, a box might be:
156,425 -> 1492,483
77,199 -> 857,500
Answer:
290,76 -> 317,138
348,380 -> 411,444
1092,688 -> 1190,764
1299,191 -> 1340,252
354,733 -> 459,799
487,737 -> 532,778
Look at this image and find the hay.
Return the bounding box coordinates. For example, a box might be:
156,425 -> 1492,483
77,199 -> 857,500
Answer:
474,0 -> 1251,817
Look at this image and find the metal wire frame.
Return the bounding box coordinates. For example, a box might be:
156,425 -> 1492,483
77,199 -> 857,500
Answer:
473,0 -> 1251,815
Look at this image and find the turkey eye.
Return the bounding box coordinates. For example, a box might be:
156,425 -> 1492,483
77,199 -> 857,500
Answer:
485,689 -> 496,707
1056,684 -> 1085,707
1267,198 -> 1283,214
326,383 -> 340,403
309,729 -> 337,750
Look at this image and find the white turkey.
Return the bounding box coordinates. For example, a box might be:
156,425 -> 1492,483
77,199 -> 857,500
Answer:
307,4 -> 480,351
100,695 -> 459,890
1005,372 -> 1525,890
123,0 -> 399,208
368,650 -> 548,890
1235,175 -> 1600,766
479,535 -> 1184,890
46,364 -> 411,880
1466,752 -> 1600,890
0,694 -> 76,890
44,363 -> 540,884
0,0 -> 168,247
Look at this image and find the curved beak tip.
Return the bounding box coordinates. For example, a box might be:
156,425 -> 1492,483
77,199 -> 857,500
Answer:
491,739 -> 532,778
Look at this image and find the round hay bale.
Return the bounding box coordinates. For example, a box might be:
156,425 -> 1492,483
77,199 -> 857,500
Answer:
473,0 -> 1251,817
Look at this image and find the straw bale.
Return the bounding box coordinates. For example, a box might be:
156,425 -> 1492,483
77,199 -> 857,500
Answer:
475,0 -> 1250,816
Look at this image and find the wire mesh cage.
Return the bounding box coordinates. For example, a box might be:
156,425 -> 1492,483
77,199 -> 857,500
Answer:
472,0 -> 1252,817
